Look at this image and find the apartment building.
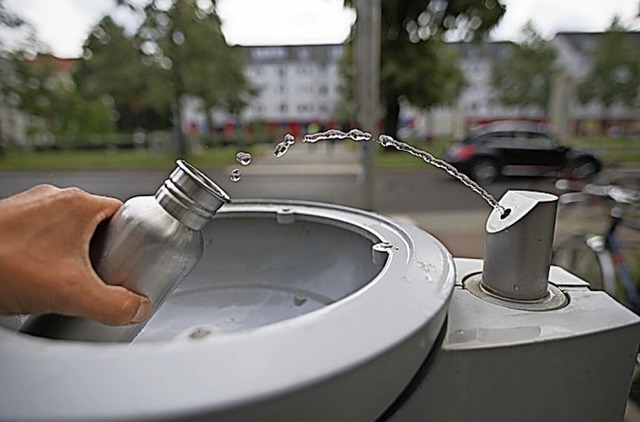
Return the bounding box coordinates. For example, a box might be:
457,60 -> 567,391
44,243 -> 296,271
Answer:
240,44 -> 344,125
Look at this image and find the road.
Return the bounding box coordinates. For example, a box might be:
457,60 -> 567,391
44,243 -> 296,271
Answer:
0,168 -> 539,214
0,143 -> 547,258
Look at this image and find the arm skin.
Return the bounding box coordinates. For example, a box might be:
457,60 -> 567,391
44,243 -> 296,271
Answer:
0,185 -> 151,326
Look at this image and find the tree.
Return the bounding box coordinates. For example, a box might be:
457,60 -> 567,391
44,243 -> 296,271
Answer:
10,54 -> 71,129
75,16 -> 170,132
577,17 -> 640,119
1,2 -> 121,147
490,22 -> 556,112
342,0 -> 505,138
136,0 -> 253,155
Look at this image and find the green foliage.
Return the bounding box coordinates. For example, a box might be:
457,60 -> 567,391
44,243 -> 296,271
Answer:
341,0 -> 505,138
75,16 -> 172,132
577,17 -> 640,111
7,54 -> 89,138
133,0 -> 254,153
136,0 -> 253,110
490,22 -> 556,111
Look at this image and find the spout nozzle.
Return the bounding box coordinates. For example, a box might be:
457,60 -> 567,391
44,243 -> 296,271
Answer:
482,190 -> 558,302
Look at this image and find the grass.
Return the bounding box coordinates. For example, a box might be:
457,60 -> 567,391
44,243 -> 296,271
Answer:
0,146 -> 252,171
568,137 -> 640,164
1,136 -> 638,171
374,136 -> 640,169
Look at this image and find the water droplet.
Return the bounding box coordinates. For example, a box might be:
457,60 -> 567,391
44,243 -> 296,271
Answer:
274,141 -> 291,158
416,260 -> 431,272
230,168 -> 241,182
235,151 -> 252,166
284,133 -> 295,146
372,241 -> 393,252
188,326 -> 213,340
378,134 -> 393,147
294,296 -> 307,307
346,129 -> 372,142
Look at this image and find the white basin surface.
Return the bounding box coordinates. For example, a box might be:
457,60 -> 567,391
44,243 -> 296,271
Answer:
0,200 -> 455,421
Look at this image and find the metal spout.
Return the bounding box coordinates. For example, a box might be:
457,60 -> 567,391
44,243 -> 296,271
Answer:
482,190 -> 558,301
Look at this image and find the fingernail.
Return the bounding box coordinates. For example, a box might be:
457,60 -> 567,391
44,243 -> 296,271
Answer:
131,300 -> 152,324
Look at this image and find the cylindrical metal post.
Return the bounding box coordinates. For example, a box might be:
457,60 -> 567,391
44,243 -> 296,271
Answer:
482,190 -> 558,301
355,0 -> 380,210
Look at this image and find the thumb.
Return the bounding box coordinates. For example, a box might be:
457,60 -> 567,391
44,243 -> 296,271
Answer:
69,281 -> 153,326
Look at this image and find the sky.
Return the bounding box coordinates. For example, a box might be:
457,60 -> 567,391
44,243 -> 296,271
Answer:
2,0 -> 639,58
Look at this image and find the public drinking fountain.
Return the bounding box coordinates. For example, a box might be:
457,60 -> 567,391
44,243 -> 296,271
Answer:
0,132 -> 639,421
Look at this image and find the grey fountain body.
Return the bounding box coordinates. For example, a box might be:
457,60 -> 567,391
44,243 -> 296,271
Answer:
0,185 -> 638,421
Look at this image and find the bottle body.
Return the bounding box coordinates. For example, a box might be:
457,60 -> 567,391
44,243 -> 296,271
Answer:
23,197 -> 204,342
22,160 -> 230,342
91,196 -> 204,306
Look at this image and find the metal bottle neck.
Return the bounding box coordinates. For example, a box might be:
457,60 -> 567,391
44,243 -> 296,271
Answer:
155,160 -> 231,230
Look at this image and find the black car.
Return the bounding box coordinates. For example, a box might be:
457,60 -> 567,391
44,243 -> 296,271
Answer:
444,127 -> 602,184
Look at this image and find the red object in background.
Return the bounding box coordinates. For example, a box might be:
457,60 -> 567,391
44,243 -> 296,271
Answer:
450,144 -> 476,160
288,122 -> 301,138
223,122 -> 235,137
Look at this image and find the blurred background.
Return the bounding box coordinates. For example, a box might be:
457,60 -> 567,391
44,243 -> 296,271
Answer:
0,0 -> 638,255
2,0 -> 640,418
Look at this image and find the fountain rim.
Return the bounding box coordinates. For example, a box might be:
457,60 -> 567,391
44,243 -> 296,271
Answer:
0,200 -> 455,421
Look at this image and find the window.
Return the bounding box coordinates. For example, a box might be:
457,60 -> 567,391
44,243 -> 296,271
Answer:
298,47 -> 310,60
252,47 -> 286,60
527,132 -> 555,149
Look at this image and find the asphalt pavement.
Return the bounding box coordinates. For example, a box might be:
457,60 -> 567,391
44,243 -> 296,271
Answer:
0,141 -> 499,258
4,142 -> 635,259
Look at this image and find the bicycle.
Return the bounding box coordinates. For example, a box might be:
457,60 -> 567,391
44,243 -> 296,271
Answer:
552,183 -> 640,313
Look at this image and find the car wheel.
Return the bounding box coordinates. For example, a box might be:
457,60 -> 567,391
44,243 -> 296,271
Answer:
470,159 -> 498,184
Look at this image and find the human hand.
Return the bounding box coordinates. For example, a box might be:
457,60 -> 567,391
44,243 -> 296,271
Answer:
0,185 -> 151,325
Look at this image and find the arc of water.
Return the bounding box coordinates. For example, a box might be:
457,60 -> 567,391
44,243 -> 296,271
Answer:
272,129 -> 506,216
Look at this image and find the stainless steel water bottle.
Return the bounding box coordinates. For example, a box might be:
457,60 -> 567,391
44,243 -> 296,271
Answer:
22,160 -> 230,342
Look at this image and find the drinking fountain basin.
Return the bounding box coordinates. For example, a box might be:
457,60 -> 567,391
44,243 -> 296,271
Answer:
0,200 -> 455,422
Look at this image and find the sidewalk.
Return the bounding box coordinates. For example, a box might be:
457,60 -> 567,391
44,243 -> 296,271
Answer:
391,210 -> 488,258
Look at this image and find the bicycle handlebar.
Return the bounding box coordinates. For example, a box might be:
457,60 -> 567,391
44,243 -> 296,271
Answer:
556,180 -> 640,207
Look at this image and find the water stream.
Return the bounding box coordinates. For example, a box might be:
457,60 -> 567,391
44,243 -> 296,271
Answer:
272,129 -> 507,217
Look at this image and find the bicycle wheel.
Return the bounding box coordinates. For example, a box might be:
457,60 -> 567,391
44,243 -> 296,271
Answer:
553,235 -> 606,291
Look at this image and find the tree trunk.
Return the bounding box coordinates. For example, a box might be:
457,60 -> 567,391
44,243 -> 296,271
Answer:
172,56 -> 188,157
383,94 -> 400,141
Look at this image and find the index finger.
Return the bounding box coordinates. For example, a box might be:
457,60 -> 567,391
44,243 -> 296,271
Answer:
61,188 -> 123,224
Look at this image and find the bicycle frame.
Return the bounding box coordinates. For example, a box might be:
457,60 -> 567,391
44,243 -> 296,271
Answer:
603,211 -> 640,312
